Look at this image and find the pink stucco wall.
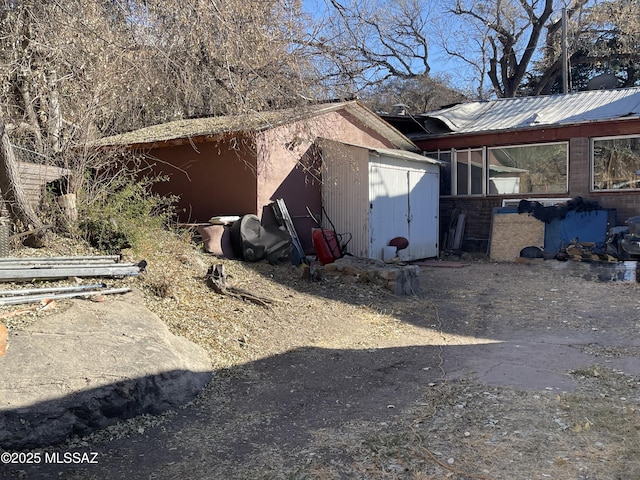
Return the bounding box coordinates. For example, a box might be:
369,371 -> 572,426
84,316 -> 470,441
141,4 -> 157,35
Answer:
255,110 -> 398,251
141,138 -> 257,222
142,109 -> 403,251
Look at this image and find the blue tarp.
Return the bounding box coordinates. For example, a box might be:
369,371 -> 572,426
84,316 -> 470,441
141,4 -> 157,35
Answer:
544,209 -> 615,253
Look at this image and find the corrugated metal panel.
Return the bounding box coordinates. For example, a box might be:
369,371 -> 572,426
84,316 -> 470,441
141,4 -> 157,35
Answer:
424,87 -> 640,134
321,141 -> 370,257
321,139 -> 440,261
369,161 -> 410,260
407,169 -> 439,259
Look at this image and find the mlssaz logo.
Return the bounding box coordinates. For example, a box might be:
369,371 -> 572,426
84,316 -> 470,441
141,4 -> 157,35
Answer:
44,452 -> 99,464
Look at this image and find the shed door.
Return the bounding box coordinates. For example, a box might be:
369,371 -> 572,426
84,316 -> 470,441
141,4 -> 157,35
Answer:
369,161 -> 439,261
407,169 -> 439,259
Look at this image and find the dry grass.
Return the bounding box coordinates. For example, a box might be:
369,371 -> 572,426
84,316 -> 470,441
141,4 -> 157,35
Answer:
5,228 -> 640,479
331,368 -> 640,480
131,230 -> 640,480
234,369 -> 640,480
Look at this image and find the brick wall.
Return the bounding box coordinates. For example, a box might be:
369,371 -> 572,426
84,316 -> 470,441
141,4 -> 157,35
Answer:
436,130 -> 640,254
440,197 -> 504,252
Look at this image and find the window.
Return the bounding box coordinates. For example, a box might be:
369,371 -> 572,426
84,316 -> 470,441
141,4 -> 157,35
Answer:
426,148 -> 483,196
455,148 -> 484,195
425,150 -> 452,195
592,135 -> 640,191
428,142 -> 568,196
487,143 -> 568,195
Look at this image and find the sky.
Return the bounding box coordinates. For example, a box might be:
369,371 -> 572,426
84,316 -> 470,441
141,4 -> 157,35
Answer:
298,0 -> 585,98
300,0 -> 480,93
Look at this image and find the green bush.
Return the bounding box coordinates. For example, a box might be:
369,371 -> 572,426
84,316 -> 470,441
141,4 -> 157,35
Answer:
78,174 -> 178,255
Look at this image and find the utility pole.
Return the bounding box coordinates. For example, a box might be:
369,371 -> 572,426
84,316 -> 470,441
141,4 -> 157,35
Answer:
562,7 -> 569,94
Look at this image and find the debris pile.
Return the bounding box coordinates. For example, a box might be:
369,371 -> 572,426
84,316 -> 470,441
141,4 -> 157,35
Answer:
320,256 -> 420,295
490,197 -> 639,282
517,197 -> 601,223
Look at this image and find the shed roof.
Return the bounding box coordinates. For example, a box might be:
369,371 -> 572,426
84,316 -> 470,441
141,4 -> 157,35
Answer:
316,138 -> 441,165
362,145 -> 441,165
421,87 -> 640,135
94,100 -> 418,152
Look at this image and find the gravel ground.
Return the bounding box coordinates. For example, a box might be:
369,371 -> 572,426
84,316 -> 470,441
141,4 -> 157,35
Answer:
2,232 -> 640,479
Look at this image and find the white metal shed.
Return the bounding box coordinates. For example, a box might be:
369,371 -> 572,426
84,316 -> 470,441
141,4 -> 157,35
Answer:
319,139 -> 440,261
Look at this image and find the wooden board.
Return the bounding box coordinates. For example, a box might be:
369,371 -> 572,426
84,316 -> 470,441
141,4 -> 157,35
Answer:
489,213 -> 545,262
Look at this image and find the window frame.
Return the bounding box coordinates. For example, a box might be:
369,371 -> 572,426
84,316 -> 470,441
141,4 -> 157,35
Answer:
433,141 -> 569,197
452,147 -> 485,196
486,141 -> 569,196
591,134 -> 640,192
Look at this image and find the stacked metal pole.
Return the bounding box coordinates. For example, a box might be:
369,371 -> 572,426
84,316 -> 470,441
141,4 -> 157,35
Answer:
0,256 -> 145,282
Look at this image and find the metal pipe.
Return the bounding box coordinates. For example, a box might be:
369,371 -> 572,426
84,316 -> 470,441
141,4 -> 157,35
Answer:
0,288 -> 131,306
0,265 -> 141,281
0,255 -> 121,264
0,263 -> 138,270
0,283 -> 107,297
562,7 -> 569,94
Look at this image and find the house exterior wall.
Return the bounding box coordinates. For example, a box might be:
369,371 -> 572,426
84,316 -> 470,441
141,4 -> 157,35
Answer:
418,119 -> 640,252
255,111 -> 405,252
141,139 -> 258,222
254,125 -> 322,252
135,107 -> 413,254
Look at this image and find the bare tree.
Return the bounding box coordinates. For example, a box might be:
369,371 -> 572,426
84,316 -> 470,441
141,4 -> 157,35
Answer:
0,0 -> 319,243
362,74 -> 467,114
0,0 -> 318,132
430,7 -> 496,99
0,107 -> 44,246
0,0 -> 148,240
309,0 -> 432,96
313,0 -> 593,100
314,0 -> 640,100
523,0 -> 601,94
123,0 -> 316,120
446,0 -> 561,98
573,0 -> 640,87
521,0 -> 640,94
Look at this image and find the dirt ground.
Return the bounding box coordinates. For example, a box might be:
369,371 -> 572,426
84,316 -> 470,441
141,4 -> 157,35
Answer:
3,245 -> 640,480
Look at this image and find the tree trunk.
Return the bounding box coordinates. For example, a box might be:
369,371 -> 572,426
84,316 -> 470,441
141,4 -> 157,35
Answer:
0,108 -> 45,247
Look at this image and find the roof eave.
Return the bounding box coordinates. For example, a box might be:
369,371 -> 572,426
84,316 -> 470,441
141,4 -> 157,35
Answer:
344,101 -> 420,152
415,114 -> 640,141
93,130 -> 249,151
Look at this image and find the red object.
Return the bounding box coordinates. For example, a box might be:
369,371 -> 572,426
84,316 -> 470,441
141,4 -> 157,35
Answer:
389,236 -> 409,251
312,228 -> 342,265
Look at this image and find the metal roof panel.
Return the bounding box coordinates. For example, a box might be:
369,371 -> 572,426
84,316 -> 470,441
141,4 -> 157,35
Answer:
367,146 -> 442,164
423,88 -> 640,134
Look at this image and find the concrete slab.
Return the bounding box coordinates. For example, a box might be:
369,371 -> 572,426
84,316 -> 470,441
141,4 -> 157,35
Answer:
0,290 -> 212,449
445,332 -> 640,392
